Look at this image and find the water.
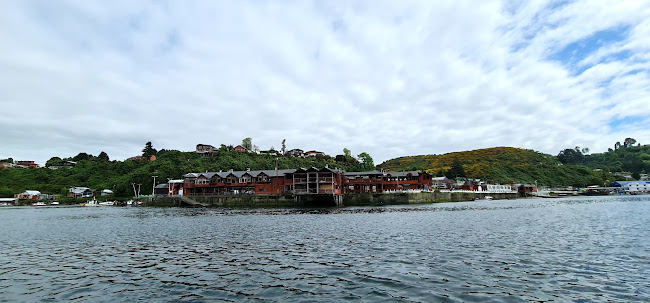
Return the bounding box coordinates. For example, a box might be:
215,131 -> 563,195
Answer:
1,196 -> 649,302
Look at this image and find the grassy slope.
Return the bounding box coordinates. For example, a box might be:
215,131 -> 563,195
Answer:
377,147 -> 609,187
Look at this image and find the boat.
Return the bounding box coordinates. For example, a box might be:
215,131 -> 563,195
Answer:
51,201 -> 60,205
126,200 -> 134,206
99,201 -> 115,206
83,197 -> 100,207
484,196 -> 494,200
32,201 -> 47,206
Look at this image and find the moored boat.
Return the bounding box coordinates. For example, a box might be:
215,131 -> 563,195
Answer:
83,197 -> 100,207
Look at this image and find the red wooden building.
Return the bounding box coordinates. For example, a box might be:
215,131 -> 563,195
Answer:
183,168 -> 431,196
344,170 -> 433,193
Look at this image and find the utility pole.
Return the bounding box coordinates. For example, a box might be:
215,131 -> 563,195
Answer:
152,175 -> 158,196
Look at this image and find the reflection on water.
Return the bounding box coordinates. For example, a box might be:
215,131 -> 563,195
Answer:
1,196 -> 649,302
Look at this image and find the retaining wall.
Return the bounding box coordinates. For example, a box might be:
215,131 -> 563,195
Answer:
150,191 -> 518,208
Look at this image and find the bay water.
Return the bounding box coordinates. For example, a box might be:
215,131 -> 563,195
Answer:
1,196 -> 648,302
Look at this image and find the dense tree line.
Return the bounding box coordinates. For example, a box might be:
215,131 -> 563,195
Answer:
557,138 -> 649,178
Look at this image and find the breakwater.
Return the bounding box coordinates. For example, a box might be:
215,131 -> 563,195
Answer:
149,191 -> 518,207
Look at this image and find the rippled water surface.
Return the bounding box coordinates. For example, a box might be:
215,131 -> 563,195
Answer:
1,196 -> 649,302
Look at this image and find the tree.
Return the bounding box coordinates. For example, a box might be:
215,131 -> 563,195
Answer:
558,148 -> 584,164
241,138 -> 253,151
72,153 -> 91,162
357,152 -> 374,171
447,159 -> 466,178
281,139 -> 286,155
0,158 -> 13,163
624,138 -> 637,148
615,142 -> 621,150
142,142 -> 157,158
343,148 -> 352,161
46,157 -> 63,167
98,151 -> 110,161
632,171 -> 641,180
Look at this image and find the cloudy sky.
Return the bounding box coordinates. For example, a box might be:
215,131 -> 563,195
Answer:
1,0 -> 649,165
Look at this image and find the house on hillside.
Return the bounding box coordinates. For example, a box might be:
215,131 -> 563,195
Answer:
234,145 -> 248,152
0,162 -> 14,169
101,189 -> 114,196
285,149 -> 305,157
48,161 -> 76,169
16,161 -> 39,168
259,149 -> 279,156
196,144 -> 216,155
305,150 -> 326,157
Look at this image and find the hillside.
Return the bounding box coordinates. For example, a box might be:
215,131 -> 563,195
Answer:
378,147 -> 611,187
0,149 -> 371,199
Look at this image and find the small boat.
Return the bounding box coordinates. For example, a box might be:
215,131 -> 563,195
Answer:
32,201 -> 47,206
484,196 -> 494,200
126,200 -> 134,206
83,197 -> 100,207
99,201 -> 115,206
51,201 -> 60,205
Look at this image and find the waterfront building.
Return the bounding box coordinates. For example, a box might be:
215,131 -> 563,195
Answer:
68,187 -> 94,198
183,168 -> 431,196
18,190 -> 41,200
612,181 -> 650,194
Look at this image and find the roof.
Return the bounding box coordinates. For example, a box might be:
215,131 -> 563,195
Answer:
386,171 -> 421,177
432,177 -> 449,181
69,187 -> 92,193
154,184 -> 168,189
22,190 -> 41,195
612,180 -> 650,187
184,169 -> 298,179
345,170 -> 384,176
101,189 -> 114,193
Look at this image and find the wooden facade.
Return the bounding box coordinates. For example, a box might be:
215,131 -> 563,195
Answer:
344,171 -> 433,193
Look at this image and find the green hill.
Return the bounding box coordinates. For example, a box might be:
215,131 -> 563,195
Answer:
377,147 -> 612,187
0,149 -> 370,199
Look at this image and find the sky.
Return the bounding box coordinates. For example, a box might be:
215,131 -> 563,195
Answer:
1,0 -> 650,165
